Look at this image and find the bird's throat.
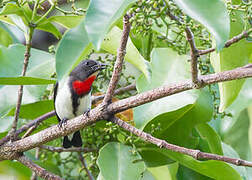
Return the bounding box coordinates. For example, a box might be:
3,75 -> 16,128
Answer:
72,75 -> 96,95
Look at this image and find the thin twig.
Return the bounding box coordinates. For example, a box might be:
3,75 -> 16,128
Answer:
30,148 -> 40,180
1,65 -> 252,159
40,145 -> 97,153
108,65 -> 252,114
79,153 -> 94,180
185,27 -> 200,87
165,7 -> 251,56
102,15 -> 131,105
111,117 -> 252,167
198,28 -> 252,55
0,111 -> 55,146
9,27 -> 34,140
92,83 -> 136,104
17,156 -> 62,180
0,84 -> 135,146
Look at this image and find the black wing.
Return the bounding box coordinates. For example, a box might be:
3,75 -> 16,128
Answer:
53,82 -> 61,122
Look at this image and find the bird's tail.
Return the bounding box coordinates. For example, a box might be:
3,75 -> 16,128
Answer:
63,131 -> 83,148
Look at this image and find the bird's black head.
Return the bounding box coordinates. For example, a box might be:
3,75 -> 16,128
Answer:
70,59 -> 106,81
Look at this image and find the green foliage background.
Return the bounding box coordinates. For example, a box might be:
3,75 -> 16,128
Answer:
0,0 -> 251,179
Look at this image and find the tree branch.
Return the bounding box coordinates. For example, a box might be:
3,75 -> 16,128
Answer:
9,27 -> 35,140
111,117 -> 252,167
1,65 -> 252,160
185,27 -> 200,87
79,153 -> 94,180
40,145 -> 97,153
198,28 -> 252,55
30,147 -> 40,180
0,111 -> 55,146
17,155 -> 62,180
108,64 -> 252,114
92,83 -> 136,104
102,15 -> 131,105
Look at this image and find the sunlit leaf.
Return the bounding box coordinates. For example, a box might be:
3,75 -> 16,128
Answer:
85,0 -> 136,50
48,15 -> 84,29
97,142 -> 146,180
211,10 -> 252,112
173,0 -> 230,50
55,20 -> 92,81
101,26 -> 151,80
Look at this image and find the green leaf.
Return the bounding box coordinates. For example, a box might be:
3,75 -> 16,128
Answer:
141,170 -> 155,180
222,109 -> 251,160
0,22 -> 20,43
173,0 -> 230,50
222,143 -> 248,179
97,142 -> 146,180
0,3 -> 24,16
101,26 -> 151,80
196,123 -> 223,155
220,79 -> 252,160
143,147 -> 242,180
147,163 -> 178,180
48,16 -> 84,29
0,116 -> 13,133
55,20 -> 92,81
0,77 -> 55,85
85,0 -> 136,50
211,11 -> 252,112
7,100 -> 54,120
22,6 -> 61,39
0,4 -> 61,39
177,165 -> 213,180
0,44 -> 54,77
0,26 -> 12,46
134,48 -> 198,130
0,44 -> 54,116
0,160 -> 31,179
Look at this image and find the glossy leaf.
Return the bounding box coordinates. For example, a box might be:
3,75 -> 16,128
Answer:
211,10 -> 252,112
0,22 -> 20,43
48,16 -> 84,29
0,4 -> 61,39
0,44 -> 54,116
0,116 -> 13,133
222,143 -> 247,179
134,48 -> 198,130
196,123 -> 223,155
173,0 -> 230,50
101,27 -> 151,80
0,77 -> 55,85
22,6 -> 61,39
97,142 -> 145,180
55,20 -> 92,81
0,3 -> 24,16
0,26 -> 12,46
147,163 -> 178,180
177,165 -> 213,180
7,100 -> 54,120
220,79 -> 252,160
143,147 -> 241,180
85,0 -> 136,50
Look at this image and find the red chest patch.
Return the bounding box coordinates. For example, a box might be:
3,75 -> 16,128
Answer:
72,75 -> 96,95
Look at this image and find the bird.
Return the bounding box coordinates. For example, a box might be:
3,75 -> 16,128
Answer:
53,59 -> 106,148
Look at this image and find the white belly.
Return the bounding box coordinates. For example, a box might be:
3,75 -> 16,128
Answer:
55,78 -> 91,120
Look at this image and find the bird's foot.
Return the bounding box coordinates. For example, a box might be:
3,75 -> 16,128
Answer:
58,118 -> 68,128
83,108 -> 91,118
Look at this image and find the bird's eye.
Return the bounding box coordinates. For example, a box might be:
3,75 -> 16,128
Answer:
85,61 -> 90,66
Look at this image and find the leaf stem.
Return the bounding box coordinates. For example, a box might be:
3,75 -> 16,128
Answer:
35,3 -> 55,25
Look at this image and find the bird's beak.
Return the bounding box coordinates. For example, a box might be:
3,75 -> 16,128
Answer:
99,63 -> 108,70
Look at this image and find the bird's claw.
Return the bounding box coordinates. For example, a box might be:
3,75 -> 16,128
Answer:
58,118 -> 68,128
83,108 -> 91,118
